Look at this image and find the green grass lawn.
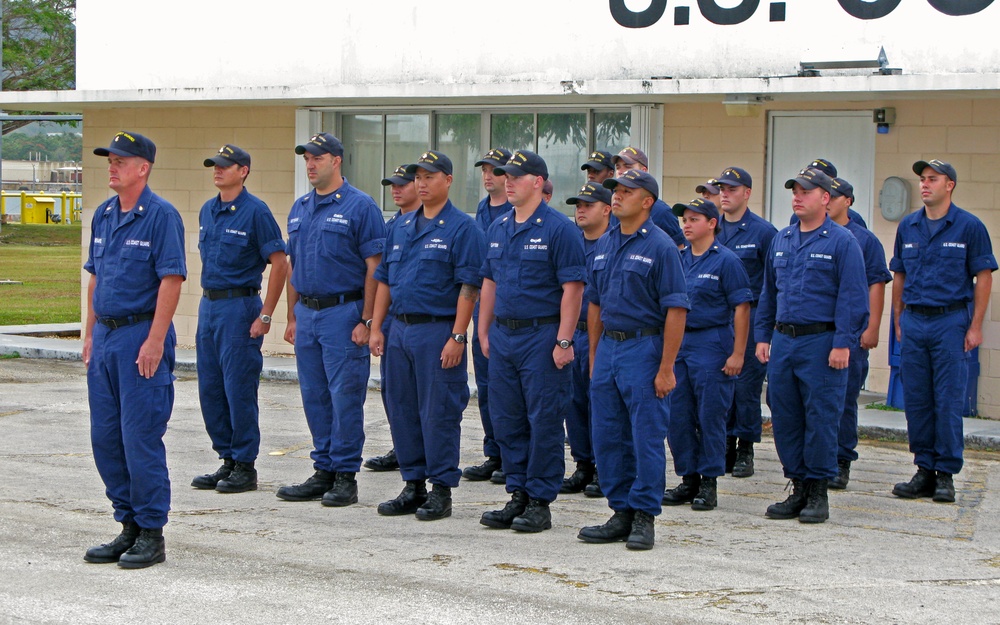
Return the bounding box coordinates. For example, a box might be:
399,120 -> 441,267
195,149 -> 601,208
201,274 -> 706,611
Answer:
0,223 -> 83,325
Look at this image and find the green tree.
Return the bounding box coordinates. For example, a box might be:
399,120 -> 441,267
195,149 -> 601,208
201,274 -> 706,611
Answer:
2,0 -> 76,134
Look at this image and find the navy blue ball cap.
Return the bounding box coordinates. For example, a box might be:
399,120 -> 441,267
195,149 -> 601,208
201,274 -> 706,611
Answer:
381,164 -> 415,186
611,146 -> 648,168
567,182 -> 612,206
474,148 -> 512,168
581,150 -> 614,172
696,179 -> 720,195
785,167 -> 834,193
94,130 -> 156,163
204,144 -> 251,168
672,197 -> 720,221
603,169 -> 659,200
913,159 -> 957,183
295,132 -> 344,157
494,150 -> 548,180
808,158 -> 838,178
405,150 -> 453,176
831,177 -> 854,200
716,167 -> 752,189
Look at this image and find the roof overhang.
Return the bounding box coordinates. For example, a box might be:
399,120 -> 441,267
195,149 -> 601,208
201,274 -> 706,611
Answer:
2,73 -> 999,112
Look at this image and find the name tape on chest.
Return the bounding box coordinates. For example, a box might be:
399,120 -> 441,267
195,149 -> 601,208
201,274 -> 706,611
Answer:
628,254 -> 653,265
125,239 -> 151,248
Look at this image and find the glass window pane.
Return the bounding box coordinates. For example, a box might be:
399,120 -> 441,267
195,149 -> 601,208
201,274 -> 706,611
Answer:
384,114 -> 430,209
436,113 -> 482,214
491,114 -> 534,153
340,114 -> 384,206
538,113 -> 587,216
594,111 -> 631,154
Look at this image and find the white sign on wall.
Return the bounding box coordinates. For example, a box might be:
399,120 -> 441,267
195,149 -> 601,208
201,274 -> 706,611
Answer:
76,0 -> 1000,92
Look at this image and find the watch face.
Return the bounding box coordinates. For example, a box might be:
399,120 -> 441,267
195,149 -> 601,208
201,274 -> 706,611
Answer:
260,314 -> 272,323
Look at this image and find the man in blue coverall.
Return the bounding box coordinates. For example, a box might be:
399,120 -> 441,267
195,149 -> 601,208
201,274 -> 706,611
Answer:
582,150 -> 616,184
463,148 -> 513,485
825,177 -> 891,490
577,169 -> 688,550
369,150 -> 486,520
789,159 -> 867,229
83,131 -> 186,569
755,167 -> 868,524
191,144 -> 287,494
364,164 -> 421,473
278,133 -> 386,507
714,167 -> 777,478
890,160 -> 996,503
611,147 -> 686,247
478,150 -> 586,533
560,182 -> 612,495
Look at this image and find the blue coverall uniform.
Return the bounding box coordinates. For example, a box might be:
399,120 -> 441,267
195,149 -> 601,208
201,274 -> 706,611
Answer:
890,204 -> 996,474
589,220 -> 689,516
471,196 -> 512,460
564,235 -> 602,465
669,243 -> 753,478
287,179 -> 386,474
838,221 -> 892,463
651,199 -> 686,246
755,217 -> 868,481
378,209 -> 405,424
482,202 -> 586,503
376,201 -> 486,487
196,187 -> 285,464
717,210 -> 777,443
85,185 -> 187,530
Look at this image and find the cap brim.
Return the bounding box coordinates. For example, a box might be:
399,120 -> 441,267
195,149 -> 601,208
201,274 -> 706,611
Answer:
581,161 -> 610,171
381,176 -> 411,186
474,158 -> 505,168
94,146 -> 135,158
494,165 -> 529,177
785,177 -> 824,191
405,163 -> 450,175
713,178 -> 741,189
295,144 -> 327,156
696,184 -> 720,194
204,155 -> 240,168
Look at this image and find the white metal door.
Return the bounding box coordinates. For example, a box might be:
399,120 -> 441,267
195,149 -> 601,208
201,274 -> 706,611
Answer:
766,112 -> 875,228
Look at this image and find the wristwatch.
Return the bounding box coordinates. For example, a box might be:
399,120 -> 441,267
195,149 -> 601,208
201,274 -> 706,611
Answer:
259,313 -> 272,324
557,338 -> 574,349
451,333 -> 467,344
364,319 -> 373,329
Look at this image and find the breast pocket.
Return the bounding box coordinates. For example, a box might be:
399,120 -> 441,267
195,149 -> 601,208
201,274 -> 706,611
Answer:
620,259 -> 653,297
735,248 -> 761,276
117,246 -> 153,293
486,246 -> 504,280
803,258 -> 835,297
937,245 -> 968,285
321,221 -> 351,257
519,249 -> 551,285
219,232 -> 251,269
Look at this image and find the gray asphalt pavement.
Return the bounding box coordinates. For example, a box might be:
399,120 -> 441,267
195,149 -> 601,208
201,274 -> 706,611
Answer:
1,356 -> 999,625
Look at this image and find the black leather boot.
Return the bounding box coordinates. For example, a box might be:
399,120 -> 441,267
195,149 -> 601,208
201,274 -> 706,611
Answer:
578,509 -> 634,543
416,485 -> 452,521
276,469 -> 335,501
892,466 -> 936,499
765,479 -> 808,519
583,471 -> 604,498
490,469 -> 506,485
191,458 -> 234,489
322,472 -> 359,507
626,510 -> 655,550
691,476 -> 718,511
481,490 -> 528,528
933,471 -> 956,503
732,440 -> 755,478
560,460 -> 596,494
828,459 -> 851,490
216,460 -> 257,493
662,474 -> 700,506
463,456 -> 501,481
84,521 -> 140,563
117,527 -> 166,569
363,449 -> 400,472
725,435 -> 738,473
799,479 -> 829,523
377,480 -> 427,516
511,498 -> 552,533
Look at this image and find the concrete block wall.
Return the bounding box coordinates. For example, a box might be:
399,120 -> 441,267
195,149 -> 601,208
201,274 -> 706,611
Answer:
81,106 -> 298,355
660,98 -> 999,417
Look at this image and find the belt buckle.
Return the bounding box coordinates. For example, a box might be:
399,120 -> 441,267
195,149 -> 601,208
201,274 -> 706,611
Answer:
610,330 -> 626,341
105,318 -> 118,330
